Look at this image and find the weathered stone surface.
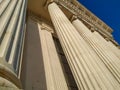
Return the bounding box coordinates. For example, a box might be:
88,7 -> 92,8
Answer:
48,2 -> 120,89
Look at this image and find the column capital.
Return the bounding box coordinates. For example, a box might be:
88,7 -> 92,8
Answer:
44,0 -> 55,9
71,15 -> 78,22
48,3 -> 120,89
38,21 -> 68,90
117,46 -> 120,49
110,39 -> 119,46
105,38 -> 110,41
72,19 -> 120,87
90,27 -> 96,32
41,23 -> 54,33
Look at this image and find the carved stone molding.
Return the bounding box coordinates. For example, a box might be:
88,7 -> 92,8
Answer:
117,46 -> 120,49
70,15 -> 78,22
54,0 -> 113,38
110,39 -> 119,46
41,22 -> 54,33
27,15 -> 54,33
44,0 -> 54,9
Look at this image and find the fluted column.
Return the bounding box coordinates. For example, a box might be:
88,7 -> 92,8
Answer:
48,2 -> 120,89
72,19 -> 120,84
93,31 -> 120,59
38,23 -> 68,90
0,0 -> 10,15
107,41 -> 120,58
0,0 -> 27,89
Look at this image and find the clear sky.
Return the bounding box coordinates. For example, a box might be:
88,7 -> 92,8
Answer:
78,0 -> 120,44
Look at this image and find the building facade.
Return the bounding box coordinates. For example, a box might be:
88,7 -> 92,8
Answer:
0,0 -> 120,89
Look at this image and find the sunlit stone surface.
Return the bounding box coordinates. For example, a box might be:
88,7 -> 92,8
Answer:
0,0 -> 120,89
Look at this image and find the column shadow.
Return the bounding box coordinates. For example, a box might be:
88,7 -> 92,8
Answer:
20,19 -> 47,90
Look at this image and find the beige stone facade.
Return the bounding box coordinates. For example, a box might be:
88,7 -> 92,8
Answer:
0,0 -> 120,89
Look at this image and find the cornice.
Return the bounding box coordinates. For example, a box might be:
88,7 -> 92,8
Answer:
27,11 -> 54,33
71,15 -> 113,39
54,0 -> 113,37
27,10 -> 53,26
110,39 -> 119,46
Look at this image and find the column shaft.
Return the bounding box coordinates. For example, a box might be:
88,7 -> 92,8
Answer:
48,2 -> 119,89
0,0 -> 17,39
0,0 -> 27,89
108,41 -> 120,58
93,32 -> 120,59
8,0 -> 26,72
38,24 -> 68,90
72,19 -> 120,84
0,0 -> 10,15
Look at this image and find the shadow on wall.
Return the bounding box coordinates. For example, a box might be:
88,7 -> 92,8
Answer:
20,18 -> 47,90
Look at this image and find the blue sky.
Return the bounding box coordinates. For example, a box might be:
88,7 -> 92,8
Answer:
78,0 -> 120,44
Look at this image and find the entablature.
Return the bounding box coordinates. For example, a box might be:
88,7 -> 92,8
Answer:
28,0 -> 118,45
27,11 -> 54,33
54,0 -> 113,36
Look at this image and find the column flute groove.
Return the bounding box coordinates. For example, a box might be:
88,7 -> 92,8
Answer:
107,41 -> 120,59
8,0 -> 26,68
38,23 -> 68,90
48,2 -> 119,89
93,32 -> 120,59
72,19 -> 120,84
0,0 -> 18,42
0,0 -> 23,62
54,12 -> 118,89
0,0 -> 27,89
0,0 -> 10,16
